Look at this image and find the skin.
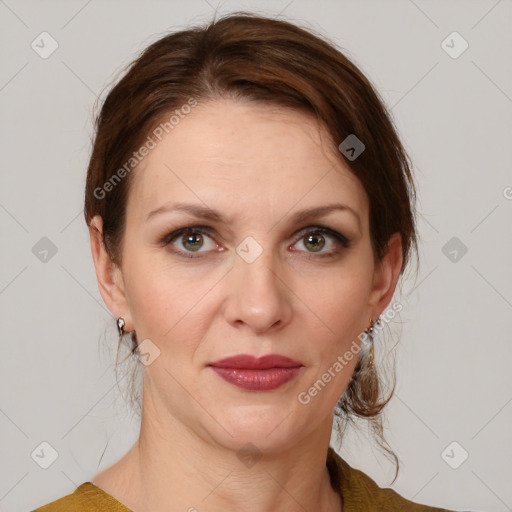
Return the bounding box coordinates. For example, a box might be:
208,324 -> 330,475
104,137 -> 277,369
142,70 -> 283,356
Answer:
89,99 -> 403,512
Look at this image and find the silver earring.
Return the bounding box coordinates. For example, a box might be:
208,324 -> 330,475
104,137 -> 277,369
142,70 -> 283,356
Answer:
365,316 -> 381,370
117,317 -> 125,337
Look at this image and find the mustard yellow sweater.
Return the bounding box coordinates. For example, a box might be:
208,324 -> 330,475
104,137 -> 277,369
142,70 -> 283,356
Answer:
32,447 -> 467,511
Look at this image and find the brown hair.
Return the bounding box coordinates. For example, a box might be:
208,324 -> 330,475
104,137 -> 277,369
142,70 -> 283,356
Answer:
85,12 -> 417,481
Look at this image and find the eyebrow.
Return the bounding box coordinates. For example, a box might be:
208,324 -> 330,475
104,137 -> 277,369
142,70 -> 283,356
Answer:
146,202 -> 361,229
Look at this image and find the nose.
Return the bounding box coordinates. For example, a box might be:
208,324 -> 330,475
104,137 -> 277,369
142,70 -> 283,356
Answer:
222,246 -> 293,334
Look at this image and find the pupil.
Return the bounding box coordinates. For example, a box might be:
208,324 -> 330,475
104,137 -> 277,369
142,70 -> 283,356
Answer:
305,234 -> 324,252
183,233 -> 203,251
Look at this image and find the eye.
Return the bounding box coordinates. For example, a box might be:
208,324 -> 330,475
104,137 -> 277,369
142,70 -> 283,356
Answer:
160,225 -> 350,259
291,226 -> 350,257
162,226 -> 220,258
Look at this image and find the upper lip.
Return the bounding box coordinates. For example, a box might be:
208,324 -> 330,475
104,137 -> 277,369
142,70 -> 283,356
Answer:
208,354 -> 303,370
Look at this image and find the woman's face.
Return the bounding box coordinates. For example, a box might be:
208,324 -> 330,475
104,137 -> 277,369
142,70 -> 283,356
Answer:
91,99 -> 401,453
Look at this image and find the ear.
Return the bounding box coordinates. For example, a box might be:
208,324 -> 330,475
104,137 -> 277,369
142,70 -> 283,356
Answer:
367,233 -> 403,316
89,215 -> 134,331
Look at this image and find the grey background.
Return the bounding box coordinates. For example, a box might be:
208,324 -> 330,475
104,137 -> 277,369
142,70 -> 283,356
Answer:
0,1 -> 511,511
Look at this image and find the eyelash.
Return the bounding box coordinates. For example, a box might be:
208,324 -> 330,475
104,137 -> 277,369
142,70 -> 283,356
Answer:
159,224 -> 351,260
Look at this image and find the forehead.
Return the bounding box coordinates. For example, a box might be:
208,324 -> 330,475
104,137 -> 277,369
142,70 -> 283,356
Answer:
127,99 -> 368,225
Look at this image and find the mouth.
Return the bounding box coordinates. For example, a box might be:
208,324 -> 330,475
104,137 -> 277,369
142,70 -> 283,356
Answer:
208,354 -> 303,391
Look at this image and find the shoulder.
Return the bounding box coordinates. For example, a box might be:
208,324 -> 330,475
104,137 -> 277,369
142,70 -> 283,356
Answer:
341,462 -> 453,511
31,482 -> 130,512
327,447 -> 469,511
32,483 -> 87,511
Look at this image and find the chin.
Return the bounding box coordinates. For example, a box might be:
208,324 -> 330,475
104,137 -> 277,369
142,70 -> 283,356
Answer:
210,405 -> 304,455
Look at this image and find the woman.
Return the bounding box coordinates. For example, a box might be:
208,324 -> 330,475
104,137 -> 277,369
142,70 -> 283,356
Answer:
33,12 -> 473,512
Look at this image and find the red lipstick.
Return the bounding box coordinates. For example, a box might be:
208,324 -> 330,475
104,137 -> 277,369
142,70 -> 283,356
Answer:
208,354 -> 303,391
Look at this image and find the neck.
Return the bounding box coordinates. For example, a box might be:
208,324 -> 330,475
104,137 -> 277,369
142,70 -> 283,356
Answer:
93,390 -> 342,512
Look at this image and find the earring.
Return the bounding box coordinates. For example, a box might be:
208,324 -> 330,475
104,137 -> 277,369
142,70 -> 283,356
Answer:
117,317 -> 125,337
365,316 -> 381,371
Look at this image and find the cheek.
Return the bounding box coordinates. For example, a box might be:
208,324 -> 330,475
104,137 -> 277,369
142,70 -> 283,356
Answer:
293,256 -> 374,400
296,273 -> 368,408
300,259 -> 374,337
122,251 -> 220,343
321,278 -> 370,337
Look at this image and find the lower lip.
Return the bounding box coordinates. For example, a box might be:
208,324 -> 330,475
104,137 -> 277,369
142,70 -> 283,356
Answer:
210,367 -> 302,391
